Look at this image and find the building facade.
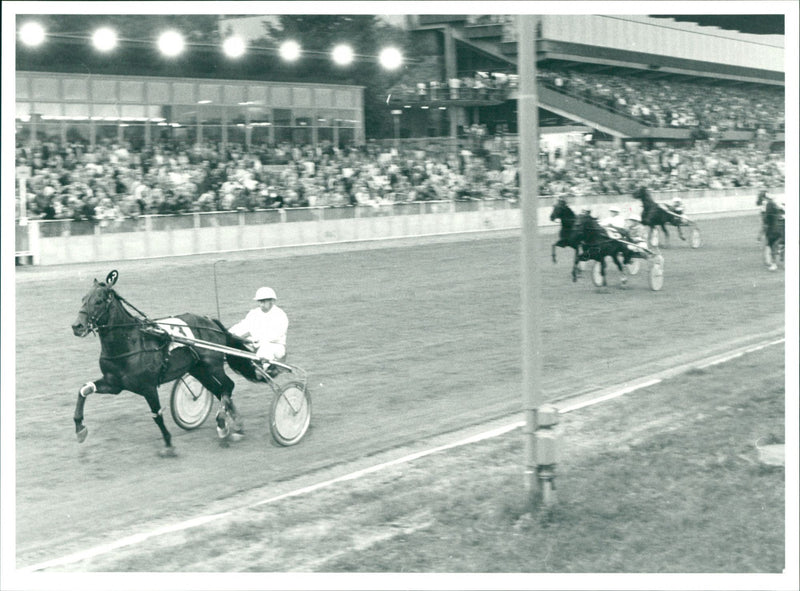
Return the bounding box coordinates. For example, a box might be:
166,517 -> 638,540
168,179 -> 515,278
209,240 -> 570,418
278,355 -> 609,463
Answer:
15,71 -> 365,149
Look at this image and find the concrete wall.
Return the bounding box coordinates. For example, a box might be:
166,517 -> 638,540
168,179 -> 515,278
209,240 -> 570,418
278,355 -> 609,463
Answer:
24,188 -> 772,266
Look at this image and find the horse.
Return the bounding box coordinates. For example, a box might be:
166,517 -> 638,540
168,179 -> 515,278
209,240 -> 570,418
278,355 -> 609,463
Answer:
632,186 -> 687,245
570,213 -> 639,287
71,270 -> 257,456
760,195 -> 785,271
549,197 -> 583,282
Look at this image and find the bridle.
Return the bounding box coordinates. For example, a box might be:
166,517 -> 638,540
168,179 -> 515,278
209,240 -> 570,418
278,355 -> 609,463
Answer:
79,286 -> 149,335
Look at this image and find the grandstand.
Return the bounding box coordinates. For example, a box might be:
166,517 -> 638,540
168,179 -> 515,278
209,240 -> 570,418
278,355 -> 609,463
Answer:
389,15 -> 785,146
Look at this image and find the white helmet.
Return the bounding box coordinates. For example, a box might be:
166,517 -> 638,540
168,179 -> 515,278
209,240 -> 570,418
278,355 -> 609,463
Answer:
672,197 -> 682,204
254,286 -> 277,301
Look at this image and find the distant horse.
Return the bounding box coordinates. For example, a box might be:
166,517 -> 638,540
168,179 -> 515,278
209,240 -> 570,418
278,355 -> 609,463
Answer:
549,198 -> 583,282
759,193 -> 785,270
71,270 -> 256,456
632,186 -> 686,245
570,213 -> 637,287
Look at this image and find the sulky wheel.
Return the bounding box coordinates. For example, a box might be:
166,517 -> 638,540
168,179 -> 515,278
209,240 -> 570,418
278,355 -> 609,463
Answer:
170,374 -> 213,430
592,261 -> 606,287
690,226 -> 702,248
269,380 -> 312,446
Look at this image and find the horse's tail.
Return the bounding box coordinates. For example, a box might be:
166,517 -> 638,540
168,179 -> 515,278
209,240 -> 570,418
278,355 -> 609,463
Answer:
211,319 -> 260,382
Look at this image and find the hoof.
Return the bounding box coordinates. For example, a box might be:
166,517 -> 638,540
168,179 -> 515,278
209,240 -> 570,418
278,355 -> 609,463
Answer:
768,264 -> 777,271
76,427 -> 88,443
159,447 -> 178,458
229,432 -> 244,442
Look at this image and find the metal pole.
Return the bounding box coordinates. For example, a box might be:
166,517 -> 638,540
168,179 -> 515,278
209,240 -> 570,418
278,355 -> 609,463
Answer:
518,15 -> 542,509
213,259 -> 227,322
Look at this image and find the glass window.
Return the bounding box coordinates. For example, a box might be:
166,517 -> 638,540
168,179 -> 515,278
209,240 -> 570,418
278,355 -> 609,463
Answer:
198,84 -> 221,103
171,105 -> 199,125
335,89 -> 354,108
31,102 -> 63,117
248,105 -> 271,123
224,85 -> 244,104
93,103 -> 120,118
64,103 -> 91,118
272,86 -> 291,106
63,77 -> 89,100
294,108 -> 313,127
251,126 -> 272,146
16,74 -> 30,99
315,87 -> 334,107
273,108 -> 292,126
147,81 -> 170,103
121,104 -> 147,119
173,82 -> 196,104
32,77 -> 59,99
293,87 -> 312,107
146,104 -> 163,120
16,102 -> 31,118
65,123 -> 91,143
119,80 -> 145,103
95,124 -> 119,143
248,85 -> 268,104
92,79 -> 118,102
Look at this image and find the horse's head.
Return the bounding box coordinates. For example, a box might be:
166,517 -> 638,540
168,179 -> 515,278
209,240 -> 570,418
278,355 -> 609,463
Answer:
550,197 -> 574,223
72,271 -> 119,337
632,186 -> 649,202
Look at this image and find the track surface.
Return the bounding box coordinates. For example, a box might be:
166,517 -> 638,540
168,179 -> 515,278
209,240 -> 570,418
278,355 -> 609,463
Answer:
14,214 -> 784,567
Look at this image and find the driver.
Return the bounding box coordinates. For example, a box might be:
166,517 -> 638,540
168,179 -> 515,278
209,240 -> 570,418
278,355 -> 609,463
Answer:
601,205 -> 636,243
667,196 -> 684,216
229,287 -> 289,369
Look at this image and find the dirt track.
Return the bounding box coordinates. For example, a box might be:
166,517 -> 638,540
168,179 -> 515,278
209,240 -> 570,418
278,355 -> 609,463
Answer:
13,214 -> 785,568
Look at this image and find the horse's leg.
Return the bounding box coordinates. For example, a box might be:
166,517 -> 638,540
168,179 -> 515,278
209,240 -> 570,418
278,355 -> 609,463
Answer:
141,388 -> 176,457
73,377 -> 122,443
600,258 -> 607,286
613,250 -> 627,285
191,365 -> 243,442
552,242 -> 557,263
571,248 -> 580,282
661,223 -> 670,246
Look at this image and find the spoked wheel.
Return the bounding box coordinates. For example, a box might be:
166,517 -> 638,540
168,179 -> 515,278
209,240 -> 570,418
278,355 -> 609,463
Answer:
170,374 -> 213,430
269,380 -> 311,446
626,258 -> 641,275
592,261 -> 606,287
649,256 -> 665,291
689,226 -> 702,248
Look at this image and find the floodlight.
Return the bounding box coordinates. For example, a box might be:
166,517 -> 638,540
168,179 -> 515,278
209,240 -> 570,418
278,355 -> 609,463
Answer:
223,36 -> 246,58
92,27 -> 117,52
19,22 -> 45,47
158,30 -> 185,57
279,40 -> 301,62
331,44 -> 354,66
379,47 -> 403,70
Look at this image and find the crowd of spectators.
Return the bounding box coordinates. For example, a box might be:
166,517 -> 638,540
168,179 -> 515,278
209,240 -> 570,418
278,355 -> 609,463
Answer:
538,69 -> 784,133
15,135 -> 784,223
394,68 -> 784,135
389,71 -> 518,104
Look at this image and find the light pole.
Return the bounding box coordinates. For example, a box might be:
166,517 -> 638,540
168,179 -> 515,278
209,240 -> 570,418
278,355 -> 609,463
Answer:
518,14 -> 545,509
391,109 -> 402,149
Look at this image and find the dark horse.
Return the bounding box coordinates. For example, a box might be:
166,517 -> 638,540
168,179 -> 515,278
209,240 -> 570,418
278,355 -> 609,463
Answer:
549,197 -> 583,282
758,192 -> 785,270
632,186 -> 686,244
71,270 -> 257,456
570,213 -> 639,286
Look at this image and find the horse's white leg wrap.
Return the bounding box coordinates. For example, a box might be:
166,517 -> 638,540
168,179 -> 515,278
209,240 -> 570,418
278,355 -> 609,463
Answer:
79,382 -> 97,398
151,408 -> 164,419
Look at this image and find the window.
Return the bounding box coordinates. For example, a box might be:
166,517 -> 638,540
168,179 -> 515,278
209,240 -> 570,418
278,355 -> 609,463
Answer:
32,78 -> 59,99
173,82 -> 196,104
16,75 -> 30,99
63,77 -> 89,100
273,108 -> 292,127
92,79 -> 118,102
147,81 -> 170,103
119,80 -> 145,103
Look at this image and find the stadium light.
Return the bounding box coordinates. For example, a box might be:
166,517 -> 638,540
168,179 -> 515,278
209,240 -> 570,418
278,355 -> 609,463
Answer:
92,27 -> 117,52
158,30 -> 185,57
223,36 -> 246,58
379,47 -> 403,70
331,44 -> 354,66
279,40 -> 301,62
19,21 -> 46,47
